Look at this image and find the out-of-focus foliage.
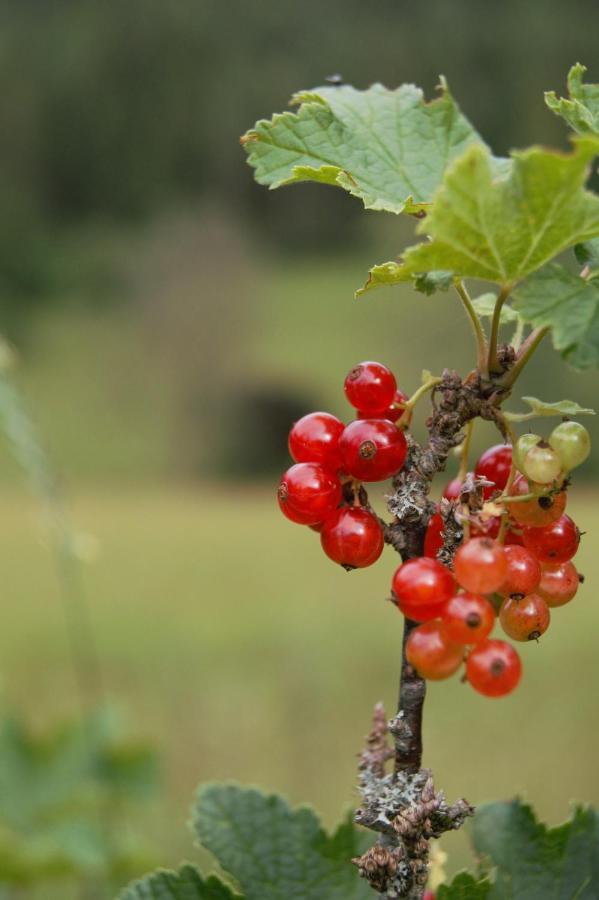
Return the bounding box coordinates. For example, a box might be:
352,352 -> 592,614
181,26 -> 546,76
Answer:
0,706 -> 158,895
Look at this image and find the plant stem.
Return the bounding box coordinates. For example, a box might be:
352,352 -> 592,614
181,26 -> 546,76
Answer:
500,326 -> 549,389
454,280 -> 488,374
487,285 -> 511,375
457,420 -> 474,483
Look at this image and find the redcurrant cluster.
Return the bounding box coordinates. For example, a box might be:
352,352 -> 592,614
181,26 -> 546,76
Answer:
404,435 -> 587,697
277,361 -> 408,569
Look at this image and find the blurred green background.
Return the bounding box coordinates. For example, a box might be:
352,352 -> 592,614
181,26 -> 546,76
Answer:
1,0 -> 599,895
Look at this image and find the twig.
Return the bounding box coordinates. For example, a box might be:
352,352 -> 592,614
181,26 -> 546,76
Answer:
454,280 -> 488,375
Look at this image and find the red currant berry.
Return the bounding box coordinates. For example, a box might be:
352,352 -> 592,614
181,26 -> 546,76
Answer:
392,557 -> 455,621
441,592 -> 495,644
344,361 -> 397,414
277,463 -> 342,525
474,444 -> 512,498
499,593 -> 550,642
424,511 -> 444,559
443,478 -> 463,500
537,561 -> 580,607
471,516 -> 501,539
423,893 -> 435,900
498,545 -> 541,598
406,621 -> 464,680
466,639 -> 522,697
320,507 -> 384,569
522,514 -> 580,564
340,419 -> 407,482
288,412 -> 345,470
508,475 -> 567,527
358,389 -> 408,423
454,537 -> 507,594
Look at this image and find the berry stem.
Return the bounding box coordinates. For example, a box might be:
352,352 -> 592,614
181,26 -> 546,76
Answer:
454,279 -> 488,375
500,326 -> 549,388
487,285 -> 512,375
457,420 -> 474,483
398,375 -> 443,427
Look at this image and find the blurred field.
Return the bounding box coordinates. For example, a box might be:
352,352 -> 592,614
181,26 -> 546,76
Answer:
0,482 -> 597,878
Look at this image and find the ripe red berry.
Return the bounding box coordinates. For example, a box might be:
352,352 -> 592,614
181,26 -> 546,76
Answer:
288,412 -> 345,470
537,561 -> 580,607
320,507 -> 384,569
344,361 -> 397,415
498,545 -> 542,598
392,557 -> 455,622
358,389 -> 408,422
406,621 -> 464,680
470,516 -> 523,546
441,592 -> 495,644
522,514 -> 580,564
443,478 -> 463,500
466,639 -> 522,697
277,463 -> 342,525
508,474 -> 567,527
423,893 -> 435,900
424,511 -> 444,559
454,538 -> 508,594
340,419 -> 407,482
499,593 -> 550,642
474,444 -> 512,499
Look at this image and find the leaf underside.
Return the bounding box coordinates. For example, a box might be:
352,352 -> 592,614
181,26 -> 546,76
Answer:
360,136 -> 599,294
472,800 -> 599,899
119,865 -> 239,900
545,63 -> 599,136
241,80 -> 507,215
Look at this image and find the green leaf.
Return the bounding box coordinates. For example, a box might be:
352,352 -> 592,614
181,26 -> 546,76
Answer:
504,396 -> 595,422
360,137 -> 599,292
545,64 -> 599,136
119,864 -> 239,900
471,294 -> 522,324
437,872 -> 491,899
192,784 -> 373,900
414,270 -> 455,295
472,800 -> 599,899
241,80 -> 504,215
512,263 -> 599,369
574,237 -> 599,273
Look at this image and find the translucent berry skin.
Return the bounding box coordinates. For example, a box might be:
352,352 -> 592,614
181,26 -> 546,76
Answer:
344,361 -> 397,414
392,557 -> 455,622
466,639 -> 522,697
537,562 -> 580,607
508,474 -> 567,527
498,545 -> 542,598
358,390 -> 408,423
443,478 -> 463,500
454,537 -> 508,595
320,507 -> 384,569
424,511 -> 444,559
499,593 -> 550,642
441,593 -> 495,644
522,514 -> 580,564
288,412 -> 345,470
340,419 -> 407,482
514,433 -> 542,473
277,463 -> 342,525
549,421 -> 591,471
405,621 -> 464,680
522,443 -> 562,485
474,444 -> 512,498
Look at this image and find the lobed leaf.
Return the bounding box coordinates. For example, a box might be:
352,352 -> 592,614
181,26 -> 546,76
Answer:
504,396 -> 595,422
545,64 -> 599,136
472,800 -> 599,899
471,294 -> 522,324
192,783 -> 372,900
360,137 -> 599,293
241,80 -> 505,215
119,864 -> 239,900
512,263 -> 599,369
437,872 -> 491,899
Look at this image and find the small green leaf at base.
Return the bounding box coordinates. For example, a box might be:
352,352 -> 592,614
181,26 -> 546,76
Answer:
242,80 -> 500,215
472,800 -> 599,899
545,64 -> 599,136
192,783 -> 372,900
119,865 -> 239,900
504,397 -> 595,422
437,872 -> 491,899
512,263 -> 599,369
472,294 -> 522,324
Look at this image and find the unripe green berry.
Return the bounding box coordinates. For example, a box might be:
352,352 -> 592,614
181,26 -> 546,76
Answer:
549,421 -> 591,471
522,442 -> 562,485
514,433 -> 542,474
